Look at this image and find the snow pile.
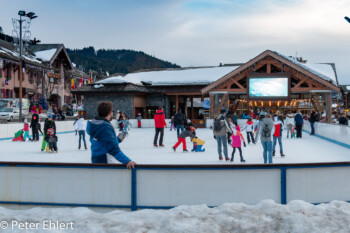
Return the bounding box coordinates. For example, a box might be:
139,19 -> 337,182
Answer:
0,200 -> 350,232
97,66 -> 238,86
35,49 -> 57,62
93,84 -> 104,89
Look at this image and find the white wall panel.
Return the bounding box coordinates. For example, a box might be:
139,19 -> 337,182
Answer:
137,169 -> 281,206
0,167 -> 131,206
287,167 -> 350,203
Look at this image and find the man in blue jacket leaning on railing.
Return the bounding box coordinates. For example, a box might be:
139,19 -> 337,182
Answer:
87,101 -> 136,169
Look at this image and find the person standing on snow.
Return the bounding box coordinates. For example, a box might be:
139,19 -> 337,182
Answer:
273,116 -> 285,157
260,114 -> 275,164
213,109 -> 233,161
87,101 -> 136,168
153,107 -> 167,147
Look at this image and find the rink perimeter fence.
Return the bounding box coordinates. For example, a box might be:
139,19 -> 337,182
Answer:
0,119 -> 349,210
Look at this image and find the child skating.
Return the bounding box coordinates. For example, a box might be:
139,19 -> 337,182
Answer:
169,116 -> 175,131
191,137 -> 205,152
230,125 -> 246,163
173,126 -> 196,152
242,117 -> 256,144
22,119 -> 31,141
45,128 -> 58,152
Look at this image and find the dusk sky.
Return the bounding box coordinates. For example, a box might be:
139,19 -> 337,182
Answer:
1,0 -> 349,84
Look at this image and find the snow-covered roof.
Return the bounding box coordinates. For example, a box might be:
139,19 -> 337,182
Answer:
97,66 -> 239,86
0,46 -> 42,65
34,48 -> 57,62
273,51 -> 337,84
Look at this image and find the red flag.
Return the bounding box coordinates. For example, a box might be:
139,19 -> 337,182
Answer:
79,76 -> 83,87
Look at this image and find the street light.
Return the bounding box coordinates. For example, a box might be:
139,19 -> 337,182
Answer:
345,16 -> 350,23
15,10 -> 37,122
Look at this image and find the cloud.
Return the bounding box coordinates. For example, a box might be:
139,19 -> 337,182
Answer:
0,0 -> 349,83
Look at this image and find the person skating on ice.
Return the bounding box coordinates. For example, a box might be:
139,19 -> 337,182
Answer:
45,128 -> 58,152
230,125 -> 246,163
75,116 -> 87,150
153,107 -> 167,147
22,119 -> 31,141
242,117 -> 256,144
87,101 -> 136,168
273,116 -> 285,157
173,126 -> 196,152
191,137 -> 206,152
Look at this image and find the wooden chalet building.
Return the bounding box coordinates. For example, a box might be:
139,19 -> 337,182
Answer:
0,39 -> 48,100
28,44 -> 75,107
73,50 -> 340,122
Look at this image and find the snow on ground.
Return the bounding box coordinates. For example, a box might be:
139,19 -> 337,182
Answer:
1,200 -> 350,232
0,128 -> 349,164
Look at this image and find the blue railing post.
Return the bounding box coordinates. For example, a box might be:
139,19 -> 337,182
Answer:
131,168 -> 137,211
281,168 -> 287,204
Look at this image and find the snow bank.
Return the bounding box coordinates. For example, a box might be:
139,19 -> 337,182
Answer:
1,200 -> 350,232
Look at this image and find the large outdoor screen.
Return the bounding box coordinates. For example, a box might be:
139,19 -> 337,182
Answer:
249,77 -> 288,98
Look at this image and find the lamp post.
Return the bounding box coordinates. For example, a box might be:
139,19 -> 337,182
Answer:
16,10 -> 37,122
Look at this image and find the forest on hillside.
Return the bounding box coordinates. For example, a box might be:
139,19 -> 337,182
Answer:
66,47 -> 180,74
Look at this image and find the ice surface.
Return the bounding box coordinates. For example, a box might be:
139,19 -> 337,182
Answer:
0,128 -> 349,164
97,66 -> 239,86
1,200 -> 350,232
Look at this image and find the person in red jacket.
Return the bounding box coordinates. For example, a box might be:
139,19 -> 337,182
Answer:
273,116 -> 285,157
153,107 -> 167,147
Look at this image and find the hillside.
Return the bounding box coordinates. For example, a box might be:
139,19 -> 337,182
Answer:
66,47 -> 180,75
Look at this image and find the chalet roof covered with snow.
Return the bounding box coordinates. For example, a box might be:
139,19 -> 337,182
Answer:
97,66 -> 240,86
0,39 -> 47,69
273,51 -> 338,85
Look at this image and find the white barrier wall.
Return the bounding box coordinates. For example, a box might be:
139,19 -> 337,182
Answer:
303,121 -> 350,146
0,166 -> 131,206
287,167 -> 350,203
1,165 -> 350,209
137,169 -> 281,206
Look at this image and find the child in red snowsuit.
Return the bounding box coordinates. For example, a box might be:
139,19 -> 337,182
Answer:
173,126 -> 196,152
230,125 -> 246,163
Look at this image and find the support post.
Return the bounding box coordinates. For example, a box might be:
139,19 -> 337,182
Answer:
175,95 -> 179,113
131,168 -> 137,211
210,93 -> 214,118
191,97 -> 194,119
326,93 -> 332,123
281,168 -> 287,205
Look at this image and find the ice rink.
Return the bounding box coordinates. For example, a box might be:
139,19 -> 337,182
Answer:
1,128 -> 349,164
